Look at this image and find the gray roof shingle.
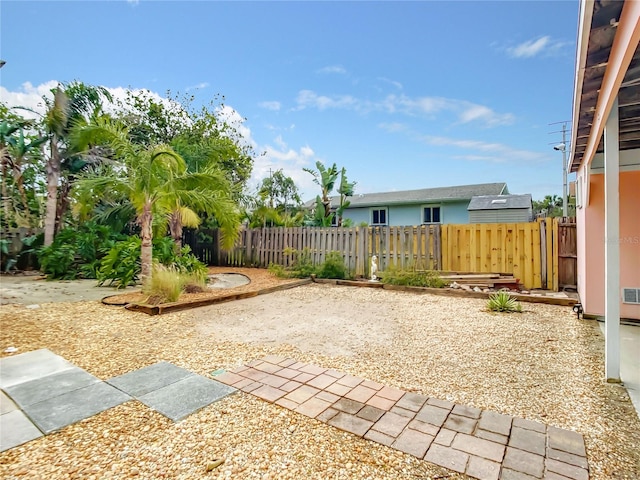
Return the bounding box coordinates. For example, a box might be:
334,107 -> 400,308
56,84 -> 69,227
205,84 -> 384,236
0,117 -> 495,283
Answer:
467,194 -> 532,210
306,182 -> 508,208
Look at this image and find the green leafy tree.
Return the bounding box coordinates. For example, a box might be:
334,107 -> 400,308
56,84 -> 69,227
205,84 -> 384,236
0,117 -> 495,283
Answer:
114,89 -> 254,197
34,82 -> 112,245
335,167 -> 356,227
304,161 -> 339,223
533,195 -> 563,217
74,119 -> 240,286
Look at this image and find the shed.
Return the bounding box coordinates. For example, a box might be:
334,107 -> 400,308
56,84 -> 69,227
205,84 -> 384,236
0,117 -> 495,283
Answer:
467,194 -> 533,223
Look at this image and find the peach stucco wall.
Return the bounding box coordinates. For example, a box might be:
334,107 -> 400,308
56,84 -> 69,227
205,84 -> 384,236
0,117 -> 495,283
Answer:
579,170 -> 640,319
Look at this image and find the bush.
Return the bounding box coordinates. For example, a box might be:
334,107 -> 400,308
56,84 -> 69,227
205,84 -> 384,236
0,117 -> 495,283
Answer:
380,265 -> 446,288
487,291 -> 523,313
316,251 -> 349,279
39,222 -> 123,279
144,264 -> 208,304
97,237 -> 208,288
97,236 -> 142,288
268,249 -> 350,280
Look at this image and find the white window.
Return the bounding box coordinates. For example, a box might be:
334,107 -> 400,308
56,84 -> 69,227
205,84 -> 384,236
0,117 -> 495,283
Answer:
422,206 -> 441,224
371,208 -> 388,225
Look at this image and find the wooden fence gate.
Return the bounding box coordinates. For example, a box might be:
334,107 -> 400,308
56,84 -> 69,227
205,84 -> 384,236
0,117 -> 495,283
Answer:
557,218 -> 577,290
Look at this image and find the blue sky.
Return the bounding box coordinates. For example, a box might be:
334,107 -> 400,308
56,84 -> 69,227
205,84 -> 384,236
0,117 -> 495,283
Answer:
1,1 -> 579,202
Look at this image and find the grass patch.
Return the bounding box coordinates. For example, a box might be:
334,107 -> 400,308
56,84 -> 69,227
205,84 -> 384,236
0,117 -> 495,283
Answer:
143,264 -> 207,305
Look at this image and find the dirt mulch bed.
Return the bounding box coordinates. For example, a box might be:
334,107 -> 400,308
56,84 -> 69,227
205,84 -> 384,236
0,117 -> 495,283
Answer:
102,267 -> 304,309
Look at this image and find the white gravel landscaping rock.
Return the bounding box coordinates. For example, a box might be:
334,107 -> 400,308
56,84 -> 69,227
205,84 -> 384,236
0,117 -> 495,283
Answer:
1,282 -> 638,479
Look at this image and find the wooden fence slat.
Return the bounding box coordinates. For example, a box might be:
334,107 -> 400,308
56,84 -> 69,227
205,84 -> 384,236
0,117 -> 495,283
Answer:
184,220 -> 572,290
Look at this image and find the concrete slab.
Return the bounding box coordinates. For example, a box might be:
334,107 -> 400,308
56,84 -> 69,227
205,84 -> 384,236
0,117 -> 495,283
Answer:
22,382 -> 130,434
0,391 -> 18,414
107,361 -> 193,397
0,349 -> 74,389
599,322 -> 640,418
4,367 -> 100,408
0,410 -> 43,452
137,375 -> 235,421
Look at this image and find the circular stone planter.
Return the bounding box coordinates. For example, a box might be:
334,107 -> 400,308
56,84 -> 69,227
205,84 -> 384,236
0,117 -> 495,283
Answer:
207,273 -> 250,289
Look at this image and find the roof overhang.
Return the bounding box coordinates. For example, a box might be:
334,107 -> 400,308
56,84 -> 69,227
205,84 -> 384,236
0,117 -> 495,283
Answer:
569,0 -> 640,173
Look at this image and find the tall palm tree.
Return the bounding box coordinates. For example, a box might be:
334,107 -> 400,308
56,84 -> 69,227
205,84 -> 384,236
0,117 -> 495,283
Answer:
40,82 -> 111,245
74,119 -> 240,286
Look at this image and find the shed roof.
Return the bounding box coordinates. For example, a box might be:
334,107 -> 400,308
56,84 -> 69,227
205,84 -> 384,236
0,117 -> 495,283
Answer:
307,182 -> 508,208
467,194 -> 532,211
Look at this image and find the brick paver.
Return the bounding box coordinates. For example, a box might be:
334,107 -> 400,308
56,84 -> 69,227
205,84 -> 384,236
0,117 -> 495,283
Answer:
214,357 -> 590,480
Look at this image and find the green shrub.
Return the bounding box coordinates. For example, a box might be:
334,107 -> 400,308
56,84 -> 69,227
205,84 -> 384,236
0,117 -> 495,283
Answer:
97,237 -> 208,288
38,222 -> 123,279
380,266 -> 446,288
487,291 -> 523,313
97,237 -> 142,288
316,251 -> 349,279
268,249 -> 350,280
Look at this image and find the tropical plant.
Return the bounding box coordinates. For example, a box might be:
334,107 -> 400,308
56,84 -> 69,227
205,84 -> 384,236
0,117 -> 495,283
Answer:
36,82 -> 113,245
335,167 -> 356,227
304,161 -> 339,221
73,118 -> 240,287
487,291 -> 523,313
38,222 -> 123,279
380,266 -> 447,288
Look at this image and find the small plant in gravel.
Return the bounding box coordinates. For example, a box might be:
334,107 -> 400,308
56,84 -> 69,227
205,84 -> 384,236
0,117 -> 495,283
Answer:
380,265 -> 446,288
487,291 -> 523,313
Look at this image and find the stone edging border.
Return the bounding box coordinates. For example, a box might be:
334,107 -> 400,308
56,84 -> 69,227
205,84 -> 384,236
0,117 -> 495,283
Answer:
311,278 -> 579,307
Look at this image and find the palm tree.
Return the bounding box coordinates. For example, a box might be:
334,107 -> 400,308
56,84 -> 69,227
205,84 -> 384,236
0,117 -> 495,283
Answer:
74,119 -> 240,286
39,82 -> 111,245
303,161 -> 339,219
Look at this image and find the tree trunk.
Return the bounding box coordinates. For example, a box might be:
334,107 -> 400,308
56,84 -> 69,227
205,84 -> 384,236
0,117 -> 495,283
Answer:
1,152 -> 12,229
43,141 -> 60,246
139,201 -> 153,287
55,178 -> 73,234
169,211 -> 183,251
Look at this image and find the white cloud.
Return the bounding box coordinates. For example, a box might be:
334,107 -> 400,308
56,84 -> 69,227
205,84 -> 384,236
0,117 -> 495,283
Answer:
259,101 -> 281,111
294,90 -> 514,127
295,90 -> 358,111
0,80 -> 59,119
424,135 -> 548,164
508,36 -> 550,58
317,65 -> 346,75
378,122 -> 408,133
127,0 -> 140,6
249,139 -> 318,199
458,104 -> 515,127
185,82 -> 209,92
377,77 -> 403,90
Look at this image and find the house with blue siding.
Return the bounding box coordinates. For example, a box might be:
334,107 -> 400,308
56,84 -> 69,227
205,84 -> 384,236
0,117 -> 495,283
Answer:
309,182 -> 510,226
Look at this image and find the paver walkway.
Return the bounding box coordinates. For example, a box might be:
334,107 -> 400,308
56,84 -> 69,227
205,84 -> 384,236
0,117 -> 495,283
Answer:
214,355 -> 590,480
0,349 -> 235,452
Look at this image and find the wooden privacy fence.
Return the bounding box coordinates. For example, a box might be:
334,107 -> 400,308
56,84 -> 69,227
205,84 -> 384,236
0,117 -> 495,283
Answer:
184,219 -> 575,290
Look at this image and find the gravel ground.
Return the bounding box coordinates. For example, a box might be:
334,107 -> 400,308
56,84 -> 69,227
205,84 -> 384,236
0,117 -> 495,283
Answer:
1,280 -> 639,479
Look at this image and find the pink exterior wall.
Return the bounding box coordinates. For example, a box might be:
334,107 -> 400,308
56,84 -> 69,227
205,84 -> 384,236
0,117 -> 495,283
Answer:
580,170 -> 640,320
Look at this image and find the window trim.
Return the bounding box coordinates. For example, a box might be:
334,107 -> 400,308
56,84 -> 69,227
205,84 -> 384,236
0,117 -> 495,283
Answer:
370,207 -> 388,226
421,204 -> 442,224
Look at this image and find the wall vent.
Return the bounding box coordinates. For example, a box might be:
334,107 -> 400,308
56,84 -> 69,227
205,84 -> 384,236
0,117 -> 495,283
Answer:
622,288 -> 640,304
